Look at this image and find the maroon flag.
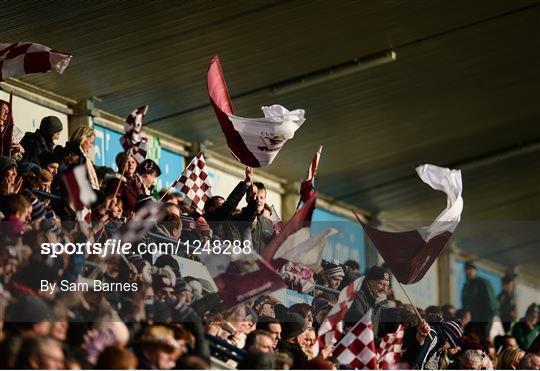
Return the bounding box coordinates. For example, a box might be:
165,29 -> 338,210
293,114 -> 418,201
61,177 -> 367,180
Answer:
120,106 -> 149,165
0,42 -> 71,81
353,165 -> 463,284
120,200 -> 164,244
200,251 -> 285,309
378,324 -> 405,369
260,193 -> 316,269
317,276 -> 364,350
62,164 -> 97,211
0,93 -> 13,156
299,144 -> 322,206
207,56 -> 305,167
172,153 -> 212,214
334,310 -> 379,370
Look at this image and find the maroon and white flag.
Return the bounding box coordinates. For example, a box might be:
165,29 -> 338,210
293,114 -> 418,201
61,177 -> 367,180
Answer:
173,152 -> 212,214
200,251 -> 285,309
354,164 -> 463,284
120,106 -> 149,165
0,42 -> 71,81
270,205 -> 285,234
378,324 -> 405,369
207,56 -> 306,167
317,276 -> 364,349
334,309 -> 379,370
62,164 -> 97,211
261,193 -> 315,269
299,144 -> 323,205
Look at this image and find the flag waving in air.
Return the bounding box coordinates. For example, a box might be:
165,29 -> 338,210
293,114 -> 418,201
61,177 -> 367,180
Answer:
333,309 -> 378,370
0,42 -> 71,81
299,144 -> 323,207
120,106 -> 149,165
207,56 -> 306,167
172,152 -> 212,214
354,164 -> 463,284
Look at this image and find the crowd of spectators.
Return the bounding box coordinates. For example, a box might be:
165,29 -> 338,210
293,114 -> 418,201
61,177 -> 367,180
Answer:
0,108 -> 539,370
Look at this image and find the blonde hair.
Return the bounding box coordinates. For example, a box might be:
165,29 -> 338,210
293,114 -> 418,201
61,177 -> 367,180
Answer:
497,347 -> 525,370
69,125 -> 95,146
40,169 -> 53,182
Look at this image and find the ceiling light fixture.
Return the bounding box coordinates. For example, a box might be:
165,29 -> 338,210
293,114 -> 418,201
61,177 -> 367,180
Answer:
269,50 -> 396,96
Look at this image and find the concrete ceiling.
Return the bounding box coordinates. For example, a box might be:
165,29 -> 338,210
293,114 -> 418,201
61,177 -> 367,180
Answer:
2,0 -> 539,276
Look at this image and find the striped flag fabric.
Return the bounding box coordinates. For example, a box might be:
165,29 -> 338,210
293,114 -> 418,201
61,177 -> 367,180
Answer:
334,309 -> 378,370
0,42 -> 71,81
62,164 -> 97,211
207,56 -> 306,167
299,144 -> 323,206
172,152 -> 212,214
354,164 -> 463,284
378,324 -> 405,369
317,276 -> 364,349
120,106 -> 149,165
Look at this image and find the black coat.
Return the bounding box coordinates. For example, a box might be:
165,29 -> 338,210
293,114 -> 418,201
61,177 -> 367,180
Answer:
20,129 -> 54,164
205,181 -> 257,242
343,280 -> 389,339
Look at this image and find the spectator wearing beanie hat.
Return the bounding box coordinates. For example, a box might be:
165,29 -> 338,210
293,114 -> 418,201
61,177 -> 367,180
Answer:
21,116 -> 63,164
344,265 -> 391,338
322,260 -> 345,290
37,151 -> 60,176
277,312 -> 309,369
0,155 -> 20,195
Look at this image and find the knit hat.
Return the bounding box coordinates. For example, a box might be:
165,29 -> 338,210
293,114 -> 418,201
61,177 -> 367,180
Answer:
0,155 -> 17,174
39,116 -> 63,136
311,297 -> 333,321
465,261 -> 477,270
5,295 -> 52,323
439,320 -> 463,348
366,265 -> 390,281
281,312 -> 307,339
37,151 -> 60,168
323,260 -> 344,278
31,199 -> 47,222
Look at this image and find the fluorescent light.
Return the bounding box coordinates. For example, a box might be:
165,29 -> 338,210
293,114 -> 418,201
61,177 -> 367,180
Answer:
269,50 -> 396,96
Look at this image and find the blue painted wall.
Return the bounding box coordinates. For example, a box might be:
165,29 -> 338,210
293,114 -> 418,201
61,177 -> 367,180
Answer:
454,257 -> 502,308
93,124 -> 184,190
311,208 -> 366,270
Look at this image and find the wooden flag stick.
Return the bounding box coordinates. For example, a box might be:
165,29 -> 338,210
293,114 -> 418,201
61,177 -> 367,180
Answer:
113,149 -> 132,200
159,182 -> 176,201
351,208 -> 433,340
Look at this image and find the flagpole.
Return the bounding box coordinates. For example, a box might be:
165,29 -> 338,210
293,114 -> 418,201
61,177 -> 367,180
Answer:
351,209 -> 433,341
113,148 -> 132,200
159,182 -> 176,201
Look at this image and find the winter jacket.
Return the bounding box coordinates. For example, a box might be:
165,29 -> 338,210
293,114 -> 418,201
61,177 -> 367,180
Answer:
461,276 -> 497,322
344,279 -> 390,338
512,320 -> 540,350
205,181 -> 257,243
249,214 -> 275,254
277,340 -> 308,369
401,327 -> 445,369
20,129 -> 54,164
